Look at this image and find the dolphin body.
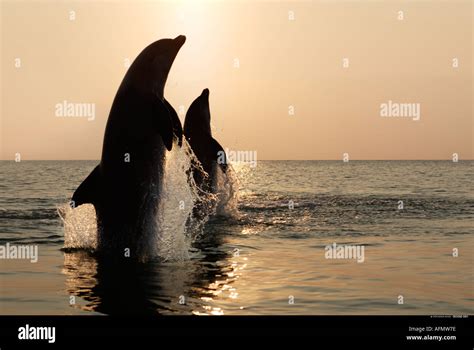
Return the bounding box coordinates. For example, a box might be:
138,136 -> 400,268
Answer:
71,36 -> 186,260
184,88 -> 228,195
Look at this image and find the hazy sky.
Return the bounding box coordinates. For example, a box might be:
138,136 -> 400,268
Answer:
1,0 -> 472,160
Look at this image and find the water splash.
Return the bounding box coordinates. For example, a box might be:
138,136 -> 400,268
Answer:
59,140 -> 226,261
153,140 -> 214,261
58,203 -> 97,250
215,164 -> 240,218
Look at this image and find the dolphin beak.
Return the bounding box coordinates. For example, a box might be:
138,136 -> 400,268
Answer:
174,35 -> 186,49
201,88 -> 209,99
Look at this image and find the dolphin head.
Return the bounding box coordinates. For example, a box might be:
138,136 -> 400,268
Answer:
184,88 -> 212,137
124,35 -> 186,99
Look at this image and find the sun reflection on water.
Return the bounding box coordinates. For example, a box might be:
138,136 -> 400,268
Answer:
193,252 -> 248,315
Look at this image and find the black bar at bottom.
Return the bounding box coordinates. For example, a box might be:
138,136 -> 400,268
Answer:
0,315 -> 471,346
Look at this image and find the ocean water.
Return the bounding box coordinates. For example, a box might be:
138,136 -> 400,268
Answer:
0,160 -> 472,315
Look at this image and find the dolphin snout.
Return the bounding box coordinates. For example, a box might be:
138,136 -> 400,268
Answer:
174,35 -> 186,48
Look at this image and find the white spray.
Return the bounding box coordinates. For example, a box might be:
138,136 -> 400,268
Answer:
59,139 -> 235,261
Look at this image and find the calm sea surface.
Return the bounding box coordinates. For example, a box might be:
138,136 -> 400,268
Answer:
0,160 -> 473,315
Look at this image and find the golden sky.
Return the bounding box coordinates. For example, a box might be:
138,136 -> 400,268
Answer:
1,0 -> 472,160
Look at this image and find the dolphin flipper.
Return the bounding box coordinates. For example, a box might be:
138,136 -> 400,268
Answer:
152,99 -> 175,151
71,165 -> 102,208
164,99 -> 183,147
211,138 -> 228,173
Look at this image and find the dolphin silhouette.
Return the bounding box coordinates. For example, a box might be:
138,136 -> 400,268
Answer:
71,36 -> 186,260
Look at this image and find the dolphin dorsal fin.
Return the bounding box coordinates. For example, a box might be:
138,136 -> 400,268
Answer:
164,99 -> 183,147
152,98 -> 175,151
71,165 -> 102,208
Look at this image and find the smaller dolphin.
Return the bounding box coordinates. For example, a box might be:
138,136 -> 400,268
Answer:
184,89 -> 227,194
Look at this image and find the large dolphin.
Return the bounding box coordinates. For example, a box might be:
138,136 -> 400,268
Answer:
71,36 -> 186,260
184,88 -> 228,194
